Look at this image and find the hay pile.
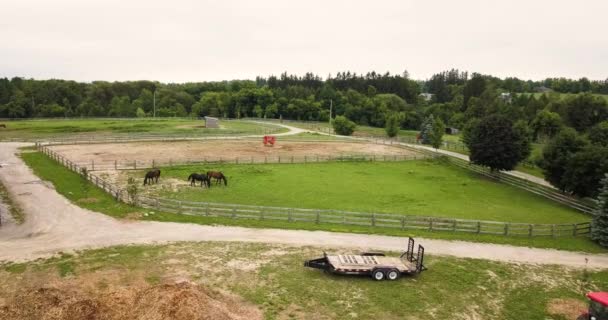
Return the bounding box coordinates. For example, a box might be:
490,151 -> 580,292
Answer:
0,282 -> 261,320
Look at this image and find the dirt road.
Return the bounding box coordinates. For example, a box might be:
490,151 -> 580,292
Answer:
1,142 -> 607,267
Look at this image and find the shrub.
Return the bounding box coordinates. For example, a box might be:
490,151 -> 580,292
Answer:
332,116 -> 356,136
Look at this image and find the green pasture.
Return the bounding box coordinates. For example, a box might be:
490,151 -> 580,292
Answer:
1,242 -> 605,319
0,118 -> 285,140
132,160 -> 586,224
19,150 -> 604,252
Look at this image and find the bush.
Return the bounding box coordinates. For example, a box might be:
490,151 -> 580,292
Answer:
332,116 -> 356,136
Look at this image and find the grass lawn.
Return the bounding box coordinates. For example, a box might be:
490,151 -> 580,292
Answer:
1,242 -> 606,319
131,160 -> 587,224
0,118 -> 285,140
20,150 -> 604,252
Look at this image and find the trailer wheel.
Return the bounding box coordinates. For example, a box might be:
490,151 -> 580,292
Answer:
387,269 -> 400,281
372,269 -> 385,281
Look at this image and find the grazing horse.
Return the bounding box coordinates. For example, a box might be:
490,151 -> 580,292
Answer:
188,173 -> 211,188
0,124 -> 6,128
143,169 -> 161,185
206,171 -> 227,186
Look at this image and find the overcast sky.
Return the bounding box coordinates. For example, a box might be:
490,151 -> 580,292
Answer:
1,0 -> 607,82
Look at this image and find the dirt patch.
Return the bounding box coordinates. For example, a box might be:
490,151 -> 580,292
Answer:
76,197 -> 100,204
0,281 -> 262,320
546,298 -> 587,319
48,140 -> 419,168
124,212 -> 145,220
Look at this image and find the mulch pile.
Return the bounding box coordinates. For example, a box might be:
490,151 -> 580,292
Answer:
0,281 -> 261,320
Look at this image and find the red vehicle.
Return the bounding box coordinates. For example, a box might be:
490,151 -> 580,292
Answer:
579,292 -> 608,320
263,135 -> 276,146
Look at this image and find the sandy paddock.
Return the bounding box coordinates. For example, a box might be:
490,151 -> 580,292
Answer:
48,140 -> 419,165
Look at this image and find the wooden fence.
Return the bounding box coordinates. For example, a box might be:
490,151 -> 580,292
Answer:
36,144 -> 592,238
64,153 -> 427,171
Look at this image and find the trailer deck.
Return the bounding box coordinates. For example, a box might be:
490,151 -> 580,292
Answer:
304,237 -> 426,281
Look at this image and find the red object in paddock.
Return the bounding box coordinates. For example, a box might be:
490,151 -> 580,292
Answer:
263,136 -> 276,146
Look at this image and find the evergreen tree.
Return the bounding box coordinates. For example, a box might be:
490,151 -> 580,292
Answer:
591,174 -> 608,247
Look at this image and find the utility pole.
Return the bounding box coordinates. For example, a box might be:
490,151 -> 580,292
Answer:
153,89 -> 156,118
329,99 -> 333,127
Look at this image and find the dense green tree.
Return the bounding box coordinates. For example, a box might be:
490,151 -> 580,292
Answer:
589,121 -> 608,147
465,115 -> 529,171
539,128 -> 589,191
513,120 -> 533,160
385,112 -> 403,137
332,115 -> 356,136
562,147 -> 608,198
419,115 -> 444,148
463,73 -> 486,107
531,110 -> 562,141
592,174 -> 608,247
562,93 -> 608,131
108,96 -> 134,117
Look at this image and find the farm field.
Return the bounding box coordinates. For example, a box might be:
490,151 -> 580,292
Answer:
0,118 -> 285,140
20,150 -> 604,252
1,242 -> 605,320
119,160 -> 588,224
282,119 -> 462,142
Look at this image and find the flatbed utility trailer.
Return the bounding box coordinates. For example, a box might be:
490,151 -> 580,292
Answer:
304,237 -> 425,281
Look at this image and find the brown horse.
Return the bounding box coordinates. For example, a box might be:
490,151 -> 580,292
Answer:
144,169 -> 161,185
0,124 -> 6,128
206,171 -> 227,186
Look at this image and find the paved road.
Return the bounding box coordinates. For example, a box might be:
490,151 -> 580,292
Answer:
1,142 -> 607,268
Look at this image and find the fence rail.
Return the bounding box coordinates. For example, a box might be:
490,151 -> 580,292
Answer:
64,153 -> 427,171
36,143 -> 592,238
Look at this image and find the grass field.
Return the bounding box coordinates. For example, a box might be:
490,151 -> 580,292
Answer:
21,150 -> 605,252
125,160 -> 587,224
1,242 -> 605,319
0,118 -> 285,140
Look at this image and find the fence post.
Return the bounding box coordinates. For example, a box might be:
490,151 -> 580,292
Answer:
232,208 -> 237,219
476,221 -> 481,234
551,224 -> 556,238
288,208 -> 292,222
401,217 -> 405,230
134,161 -> 137,170
528,224 -> 533,237
371,213 -> 376,227
452,219 -> 457,231
114,160 -> 117,170
429,218 -> 433,231
205,202 -> 210,216
573,223 -> 577,236
178,201 -> 182,213
91,160 -> 95,171
260,207 -> 265,220
504,224 -> 509,236
315,210 -> 320,224
152,159 -> 155,168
